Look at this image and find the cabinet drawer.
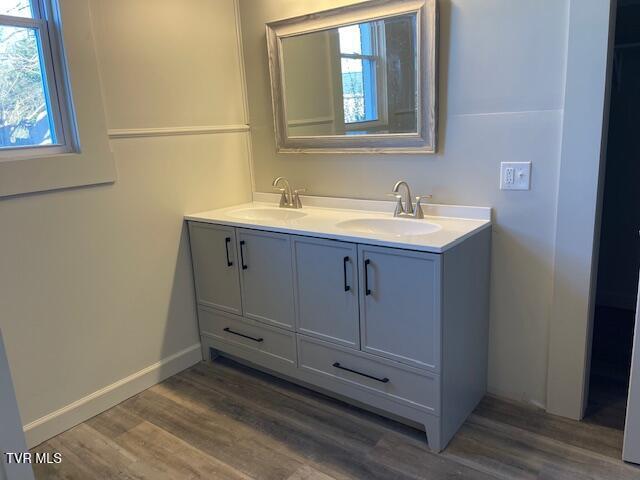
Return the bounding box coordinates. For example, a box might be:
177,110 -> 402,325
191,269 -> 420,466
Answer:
198,307 -> 296,366
297,335 -> 439,414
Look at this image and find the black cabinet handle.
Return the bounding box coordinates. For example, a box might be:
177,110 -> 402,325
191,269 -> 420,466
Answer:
364,259 -> 371,295
224,237 -> 233,267
239,240 -> 247,270
332,362 -> 389,383
223,327 -> 263,342
343,256 -> 351,292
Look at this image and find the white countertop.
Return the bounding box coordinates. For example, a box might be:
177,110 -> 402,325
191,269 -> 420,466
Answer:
185,194 -> 491,253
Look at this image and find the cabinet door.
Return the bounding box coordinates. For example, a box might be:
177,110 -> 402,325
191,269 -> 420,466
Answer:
188,222 -> 242,315
359,244 -> 441,372
293,236 -> 359,348
237,229 -> 295,330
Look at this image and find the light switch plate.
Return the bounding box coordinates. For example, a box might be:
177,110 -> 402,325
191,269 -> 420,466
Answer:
500,162 -> 531,190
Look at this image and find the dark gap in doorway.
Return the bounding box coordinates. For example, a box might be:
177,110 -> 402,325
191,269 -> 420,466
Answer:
585,2 -> 640,432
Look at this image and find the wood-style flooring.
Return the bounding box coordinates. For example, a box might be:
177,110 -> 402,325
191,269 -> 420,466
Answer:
32,357 -> 640,479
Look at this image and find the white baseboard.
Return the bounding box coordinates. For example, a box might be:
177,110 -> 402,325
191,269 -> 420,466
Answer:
23,343 -> 202,448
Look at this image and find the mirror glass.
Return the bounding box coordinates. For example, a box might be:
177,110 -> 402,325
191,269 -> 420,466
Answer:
280,14 -> 418,138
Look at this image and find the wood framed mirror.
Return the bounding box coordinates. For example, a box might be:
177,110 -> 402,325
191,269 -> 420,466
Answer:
266,0 -> 438,154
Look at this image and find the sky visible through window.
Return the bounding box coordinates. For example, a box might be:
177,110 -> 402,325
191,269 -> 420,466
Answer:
338,23 -> 376,124
0,0 -> 55,148
339,24 -> 362,55
0,0 -> 33,18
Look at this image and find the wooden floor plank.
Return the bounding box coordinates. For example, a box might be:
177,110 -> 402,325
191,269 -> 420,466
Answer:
154,373 -> 417,480
31,359 -> 640,480
177,366 -> 385,450
473,394 -> 624,459
121,388 -> 304,480
445,415 -> 640,480
33,423 -> 154,480
84,403 -> 145,441
369,433 -> 499,480
114,421 -> 254,480
286,465 -> 338,480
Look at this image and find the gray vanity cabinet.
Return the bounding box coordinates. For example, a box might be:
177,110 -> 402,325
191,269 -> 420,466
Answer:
188,220 -> 491,454
188,222 -> 242,315
358,245 -> 441,372
236,228 -> 295,331
292,236 -> 359,349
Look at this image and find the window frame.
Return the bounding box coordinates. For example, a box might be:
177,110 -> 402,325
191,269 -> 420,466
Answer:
338,20 -> 389,132
0,0 -> 77,161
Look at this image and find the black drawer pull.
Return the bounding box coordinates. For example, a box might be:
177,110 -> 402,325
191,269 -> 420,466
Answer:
239,240 -> 248,270
332,362 -> 389,383
224,237 -> 233,267
223,327 -> 263,342
343,256 -> 351,292
364,259 -> 372,295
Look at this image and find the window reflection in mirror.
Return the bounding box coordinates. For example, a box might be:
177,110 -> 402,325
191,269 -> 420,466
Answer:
280,14 -> 417,138
339,23 -> 378,125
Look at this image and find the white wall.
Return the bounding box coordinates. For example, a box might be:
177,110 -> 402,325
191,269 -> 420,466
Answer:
546,0 -> 613,419
240,0 -> 570,406
0,0 -> 252,445
282,31 -> 337,135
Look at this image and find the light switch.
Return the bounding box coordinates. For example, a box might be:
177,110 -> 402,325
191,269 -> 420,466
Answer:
500,162 -> 531,190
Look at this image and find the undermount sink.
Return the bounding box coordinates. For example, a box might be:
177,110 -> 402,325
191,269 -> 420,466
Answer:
336,218 -> 441,237
228,207 -> 307,222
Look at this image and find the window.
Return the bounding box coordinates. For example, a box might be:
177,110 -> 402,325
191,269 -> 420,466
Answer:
338,22 -> 379,125
0,0 -> 75,156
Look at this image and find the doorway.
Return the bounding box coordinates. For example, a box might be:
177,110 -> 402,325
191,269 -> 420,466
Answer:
586,0 -> 640,433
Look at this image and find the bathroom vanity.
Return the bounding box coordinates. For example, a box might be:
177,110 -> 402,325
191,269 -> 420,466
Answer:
185,194 -> 491,452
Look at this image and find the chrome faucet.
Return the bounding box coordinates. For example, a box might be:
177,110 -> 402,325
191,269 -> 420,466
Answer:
389,180 -> 431,219
272,176 -> 304,209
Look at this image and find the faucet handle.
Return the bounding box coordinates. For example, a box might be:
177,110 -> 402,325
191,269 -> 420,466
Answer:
274,187 -> 288,207
414,195 -> 433,219
292,188 -> 305,208
387,193 -> 404,216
